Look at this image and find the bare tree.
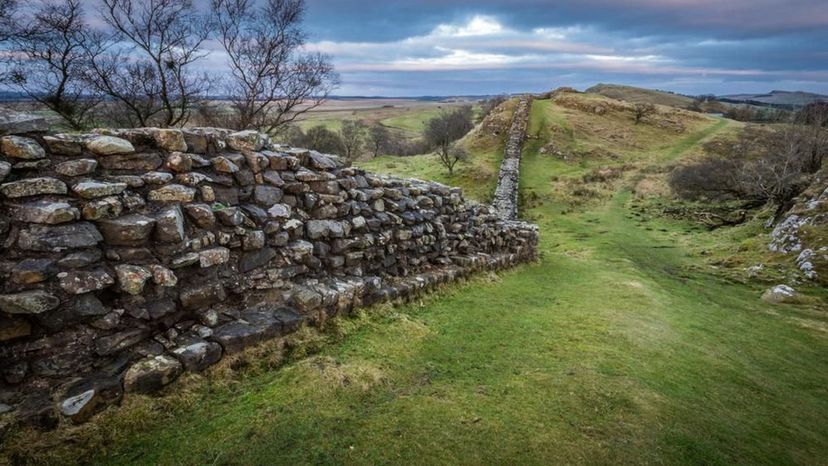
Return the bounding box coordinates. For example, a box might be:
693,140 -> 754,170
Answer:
84,0 -> 210,127
9,0 -> 100,130
211,0 -> 339,132
367,123 -> 390,157
0,0 -> 17,83
424,106 -> 474,174
632,102 -> 656,124
339,120 -> 365,159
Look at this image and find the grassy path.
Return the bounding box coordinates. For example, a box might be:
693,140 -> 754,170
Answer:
10,112 -> 827,466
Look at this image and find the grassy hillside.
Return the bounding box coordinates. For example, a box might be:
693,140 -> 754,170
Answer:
586,83 -> 696,108
357,98 -> 518,203
6,92 -> 828,465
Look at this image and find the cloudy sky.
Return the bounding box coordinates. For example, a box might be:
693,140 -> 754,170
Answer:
294,0 -> 828,97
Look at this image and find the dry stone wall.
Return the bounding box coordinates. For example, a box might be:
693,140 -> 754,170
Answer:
492,96 -> 532,220
0,123 -> 537,429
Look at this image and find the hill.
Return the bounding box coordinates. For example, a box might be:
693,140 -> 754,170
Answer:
718,90 -> 828,107
585,83 -> 696,108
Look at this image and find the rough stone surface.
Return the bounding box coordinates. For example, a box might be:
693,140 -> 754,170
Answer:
123,355 -> 182,394
1,177 -> 67,198
0,126 -> 538,429
492,96 -> 532,220
85,136 -> 134,155
2,135 -> 46,159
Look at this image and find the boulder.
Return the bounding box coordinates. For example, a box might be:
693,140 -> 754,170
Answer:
85,135 -> 134,155
94,328 -> 149,355
211,156 -> 239,173
123,355 -> 182,394
254,185 -> 283,205
0,177 -> 67,198
1,135 -> 46,159
267,203 -> 291,219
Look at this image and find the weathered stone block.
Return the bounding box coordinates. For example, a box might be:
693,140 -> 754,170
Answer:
98,152 -> 163,171
1,177 -> 67,198
180,282 -> 226,310
97,214 -> 155,246
123,355 -> 182,394
154,205 -> 185,243
72,181 -> 127,199
55,159 -> 98,177
148,184 -> 195,202
58,269 -> 115,294
18,222 -> 102,251
1,135 -> 45,159
10,200 -> 79,224
0,290 -> 60,314
114,264 -> 152,295
85,135 -> 134,155
183,203 -> 215,229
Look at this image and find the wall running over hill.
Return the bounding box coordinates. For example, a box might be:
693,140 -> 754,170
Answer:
492,96 -> 532,220
0,123 -> 538,428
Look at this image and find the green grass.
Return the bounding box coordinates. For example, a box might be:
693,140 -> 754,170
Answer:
6,96 -> 828,465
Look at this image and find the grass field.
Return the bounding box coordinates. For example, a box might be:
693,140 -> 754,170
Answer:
5,93 -> 827,465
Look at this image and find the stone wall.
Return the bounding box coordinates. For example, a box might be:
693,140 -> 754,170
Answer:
0,125 -> 537,428
492,96 -> 532,220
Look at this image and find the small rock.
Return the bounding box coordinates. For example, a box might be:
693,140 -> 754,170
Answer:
1,135 -> 46,159
0,314 -> 32,341
148,264 -> 178,287
166,151 -> 192,172
211,156 -> 239,173
179,282 -> 226,310
184,203 -> 215,229
82,196 -> 123,220
154,205 -> 185,243
72,181 -> 127,199
43,134 -> 83,155
0,161 -> 9,182
762,284 -> 801,304
58,269 -> 115,294
99,152 -> 163,171
114,264 -> 152,295
268,203 -> 291,219
199,247 -> 230,268
58,249 -> 103,268
171,338 -> 223,372
85,135 -> 135,155
55,158 -> 98,176
226,130 -> 267,152
148,184 -> 196,202
141,171 -> 174,185
154,129 -> 188,152
123,355 -> 182,394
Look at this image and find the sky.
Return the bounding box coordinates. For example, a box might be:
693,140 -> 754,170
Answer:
290,0 -> 828,97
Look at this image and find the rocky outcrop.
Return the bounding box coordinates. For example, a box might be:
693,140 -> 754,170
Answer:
0,126 -> 538,428
769,168 -> 828,282
492,96 -> 532,220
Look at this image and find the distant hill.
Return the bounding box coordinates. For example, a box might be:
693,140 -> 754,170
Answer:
585,84 -> 695,108
717,90 -> 828,107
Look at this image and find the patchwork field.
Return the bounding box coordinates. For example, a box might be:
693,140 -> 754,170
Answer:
5,92 -> 827,465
